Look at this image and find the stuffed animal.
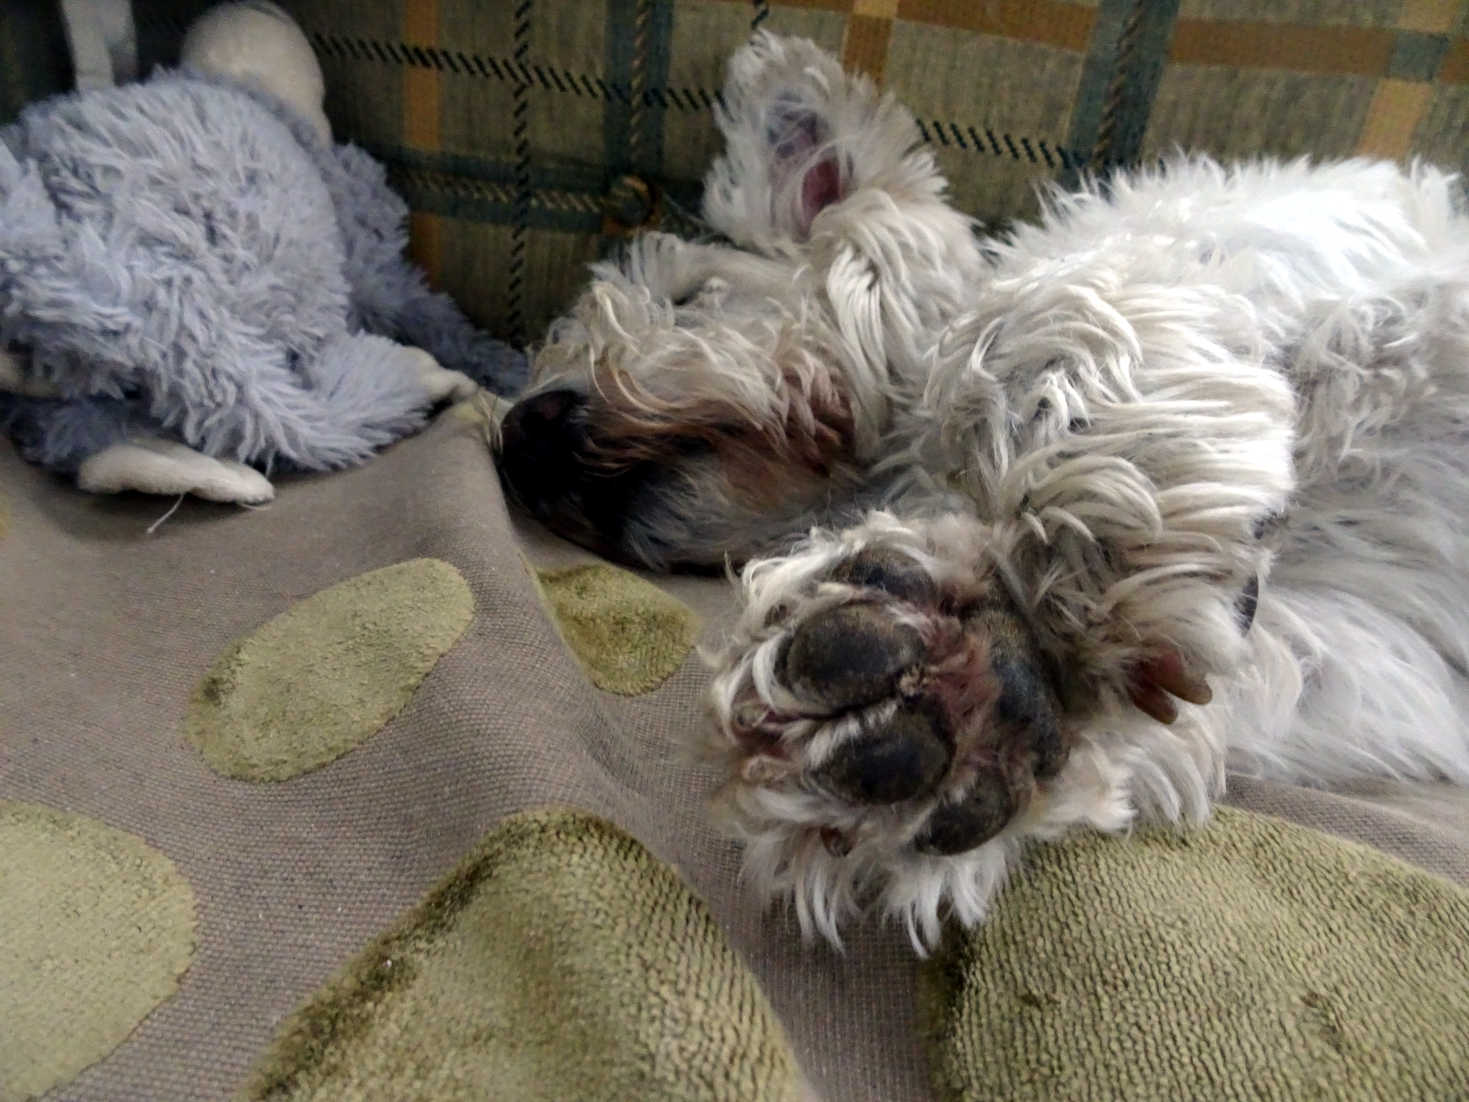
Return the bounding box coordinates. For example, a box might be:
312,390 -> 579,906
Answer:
0,1 -> 526,505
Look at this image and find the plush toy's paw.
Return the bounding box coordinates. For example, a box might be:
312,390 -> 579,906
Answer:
406,349 -> 480,404
77,439 -> 275,505
0,349 -> 61,398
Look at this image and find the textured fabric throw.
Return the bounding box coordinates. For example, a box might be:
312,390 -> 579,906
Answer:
244,810 -> 812,1102
920,807 -> 1469,1101
5,408 -> 1469,1101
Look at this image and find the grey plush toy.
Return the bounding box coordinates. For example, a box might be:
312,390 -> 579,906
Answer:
0,2 -> 526,505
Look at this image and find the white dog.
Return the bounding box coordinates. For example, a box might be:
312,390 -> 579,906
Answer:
496,33 -> 1469,950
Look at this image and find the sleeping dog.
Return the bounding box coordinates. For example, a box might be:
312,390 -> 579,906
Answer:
496,32 -> 1469,950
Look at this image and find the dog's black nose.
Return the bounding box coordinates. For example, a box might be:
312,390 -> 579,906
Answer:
495,385 -> 701,567
499,388 -> 583,457
496,388 -> 590,508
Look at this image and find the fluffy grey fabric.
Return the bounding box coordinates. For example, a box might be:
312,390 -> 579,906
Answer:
0,69 -> 525,473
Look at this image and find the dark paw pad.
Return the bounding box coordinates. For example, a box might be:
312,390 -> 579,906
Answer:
813,696 -> 952,804
967,605 -> 1070,780
778,604 -> 925,711
912,774 -> 1016,856
829,547 -> 937,605
991,652 -> 1067,780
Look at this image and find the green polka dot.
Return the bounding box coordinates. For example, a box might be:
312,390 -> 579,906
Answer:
536,564 -> 697,695
186,558 -> 474,781
244,810 -> 808,1101
0,800 -> 196,1099
919,808 -> 1469,1102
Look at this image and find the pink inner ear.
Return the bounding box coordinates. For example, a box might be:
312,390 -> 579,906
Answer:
765,99 -> 845,239
800,156 -> 843,233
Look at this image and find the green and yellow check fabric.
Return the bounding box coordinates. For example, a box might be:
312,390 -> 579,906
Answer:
9,0 -> 1465,345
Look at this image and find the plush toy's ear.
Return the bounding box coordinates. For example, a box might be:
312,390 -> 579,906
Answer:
703,34 -> 860,250
181,2 -> 331,144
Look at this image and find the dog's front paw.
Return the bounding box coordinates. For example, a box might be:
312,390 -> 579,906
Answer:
708,531 -> 1082,947
707,518 -> 1228,948
730,545 -> 1068,847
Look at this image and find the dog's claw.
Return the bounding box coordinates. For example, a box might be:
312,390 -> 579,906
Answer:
1130,649 -> 1211,724
1130,679 -> 1180,725
819,826 -> 851,857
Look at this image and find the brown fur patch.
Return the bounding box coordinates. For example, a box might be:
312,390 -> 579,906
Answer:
572,358 -> 860,515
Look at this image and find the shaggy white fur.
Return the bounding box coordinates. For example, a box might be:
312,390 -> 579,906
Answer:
497,33 -> 1469,952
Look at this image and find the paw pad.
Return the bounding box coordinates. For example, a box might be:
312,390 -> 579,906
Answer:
913,775 -> 1017,855
778,602 -> 924,711
829,546 -> 937,604
723,538 -> 1074,870
814,695 -> 952,805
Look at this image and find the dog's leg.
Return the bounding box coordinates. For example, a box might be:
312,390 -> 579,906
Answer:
706,509 -> 1230,947
76,438 -> 275,504
613,231 -> 795,308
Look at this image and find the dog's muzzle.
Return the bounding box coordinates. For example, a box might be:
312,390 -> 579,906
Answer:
495,387 -> 660,561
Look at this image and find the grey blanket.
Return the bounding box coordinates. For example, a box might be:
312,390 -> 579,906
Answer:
4,407 -> 1468,1101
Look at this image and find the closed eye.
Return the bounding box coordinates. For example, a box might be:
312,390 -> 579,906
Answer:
672,276 -> 730,309
671,283 -> 703,308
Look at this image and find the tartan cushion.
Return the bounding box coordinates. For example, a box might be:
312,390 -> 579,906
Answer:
11,0 -> 1468,347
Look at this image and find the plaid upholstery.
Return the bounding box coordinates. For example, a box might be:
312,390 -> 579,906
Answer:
8,0 -> 1468,346
1146,1 -> 1469,166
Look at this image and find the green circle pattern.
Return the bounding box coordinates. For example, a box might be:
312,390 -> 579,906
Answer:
186,558 -> 475,781
1,800 -> 197,1101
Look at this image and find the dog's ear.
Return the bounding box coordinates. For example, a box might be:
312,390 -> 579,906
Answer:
757,93 -> 845,241
703,33 -> 927,251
